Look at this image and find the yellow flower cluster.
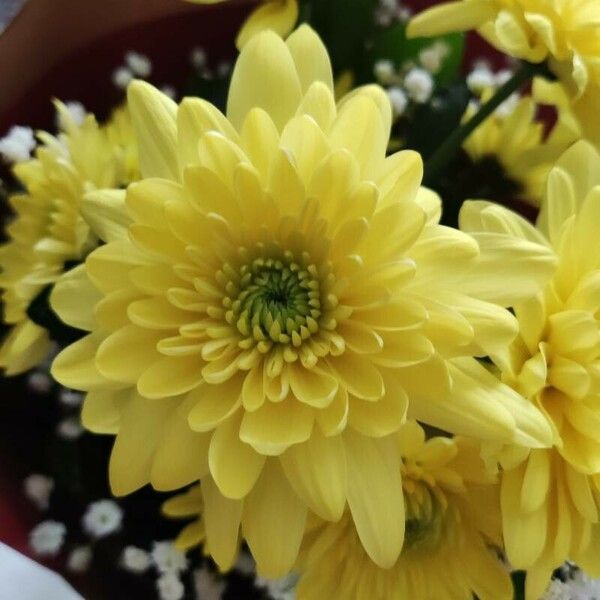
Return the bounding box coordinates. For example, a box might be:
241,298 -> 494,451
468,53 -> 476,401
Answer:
462,140 -> 600,599
408,0 -> 600,147
1,3 -> 600,597
0,104 -> 139,375
47,26 -> 559,583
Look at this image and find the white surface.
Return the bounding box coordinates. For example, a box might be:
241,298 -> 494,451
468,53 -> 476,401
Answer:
0,542 -> 83,600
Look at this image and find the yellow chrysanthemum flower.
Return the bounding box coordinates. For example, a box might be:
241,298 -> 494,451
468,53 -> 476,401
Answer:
0,103 -> 138,375
407,0 -> 600,147
162,423 -> 512,600
295,421 -> 512,600
51,26 -> 554,578
185,0 -> 298,48
461,140 -> 600,599
463,89 -> 575,205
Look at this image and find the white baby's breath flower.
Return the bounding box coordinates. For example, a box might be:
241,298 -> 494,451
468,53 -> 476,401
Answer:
23,474 -> 54,510
494,69 -> 514,87
125,51 -> 152,78
161,85 -> 177,100
404,67 -> 434,103
256,573 -> 298,600
234,551 -> 256,576
56,102 -> 86,130
0,126 -> 35,163
113,66 -> 133,89
58,388 -> 83,407
418,44 -> 447,74
216,61 -> 232,78
29,521 -> 66,557
82,499 -> 123,539
388,86 -> 408,118
151,541 -> 188,575
466,67 -> 495,93
190,47 -> 207,69
56,416 -> 84,440
27,371 -> 53,394
67,545 -> 92,573
373,59 -> 396,85
157,573 -> 185,600
495,92 -> 520,118
121,546 -> 151,574
194,567 -> 226,600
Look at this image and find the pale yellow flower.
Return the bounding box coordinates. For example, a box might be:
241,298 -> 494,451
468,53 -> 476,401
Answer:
296,421 -> 512,600
463,89 -> 576,205
51,26 -> 553,578
461,140 -> 600,599
163,423 -> 512,600
185,0 -> 298,48
0,103 -> 138,375
408,0 -> 600,147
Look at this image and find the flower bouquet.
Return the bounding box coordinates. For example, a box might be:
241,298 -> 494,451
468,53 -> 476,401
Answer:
1,0 -> 600,599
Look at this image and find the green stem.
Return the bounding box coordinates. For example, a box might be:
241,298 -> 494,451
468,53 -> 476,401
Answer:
424,61 -> 542,186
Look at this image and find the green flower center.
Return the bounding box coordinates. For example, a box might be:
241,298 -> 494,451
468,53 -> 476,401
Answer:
224,254 -> 323,346
402,468 -> 449,552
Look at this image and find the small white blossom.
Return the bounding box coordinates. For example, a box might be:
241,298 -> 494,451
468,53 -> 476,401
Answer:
23,474 -> 54,510
234,551 -> 256,576
0,126 -> 35,163
29,521 -> 66,557
121,546 -> 151,573
541,570 -> 600,600
113,66 -> 134,89
56,102 -> 86,130
404,68 -> 434,103
194,567 -> 225,600
190,47 -> 207,69
256,573 -> 298,600
56,416 -> 84,440
58,388 -> 83,407
126,51 -> 152,78
157,573 -> 185,600
216,61 -> 232,78
373,59 -> 396,85
419,42 -> 449,74
27,371 -> 53,394
161,85 -> 177,100
466,67 -> 495,93
82,499 -> 123,539
494,68 -> 514,87
495,92 -> 520,118
387,86 -> 408,118
67,545 -> 92,573
396,5 -> 412,21
151,541 -> 188,574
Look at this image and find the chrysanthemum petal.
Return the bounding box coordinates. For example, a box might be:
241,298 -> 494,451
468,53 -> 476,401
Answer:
227,30 -> 302,132
209,413 -> 266,499
327,354 -> 384,401
236,0 -> 299,49
286,24 -> 333,93
127,81 -> 178,180
109,392 -> 179,495
151,395 -> 211,491
50,265 -> 102,331
138,356 -> 204,399
344,431 -> 405,569
81,189 -> 130,242
280,428 -> 346,521
239,398 -> 314,455
202,476 -> 242,572
242,460 -> 307,578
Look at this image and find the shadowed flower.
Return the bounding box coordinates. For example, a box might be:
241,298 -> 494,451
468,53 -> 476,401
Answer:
51,25 -> 554,578
407,0 -> 600,147
0,103 -> 138,375
461,141 -> 600,599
